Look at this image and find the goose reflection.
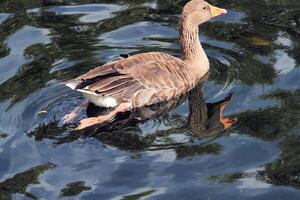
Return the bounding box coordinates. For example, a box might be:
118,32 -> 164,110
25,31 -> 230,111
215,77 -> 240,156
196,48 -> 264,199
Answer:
187,80 -> 237,136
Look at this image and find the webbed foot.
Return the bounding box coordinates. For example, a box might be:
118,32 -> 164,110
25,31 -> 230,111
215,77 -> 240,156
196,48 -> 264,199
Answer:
75,103 -> 130,130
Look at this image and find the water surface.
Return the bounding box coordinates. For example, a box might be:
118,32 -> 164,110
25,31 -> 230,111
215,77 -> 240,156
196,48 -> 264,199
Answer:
0,0 -> 300,199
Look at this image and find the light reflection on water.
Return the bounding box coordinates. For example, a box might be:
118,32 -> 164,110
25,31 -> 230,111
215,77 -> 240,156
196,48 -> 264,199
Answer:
0,0 -> 300,199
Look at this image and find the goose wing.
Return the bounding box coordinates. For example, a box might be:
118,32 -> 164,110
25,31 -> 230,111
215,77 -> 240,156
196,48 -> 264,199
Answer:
66,52 -> 192,107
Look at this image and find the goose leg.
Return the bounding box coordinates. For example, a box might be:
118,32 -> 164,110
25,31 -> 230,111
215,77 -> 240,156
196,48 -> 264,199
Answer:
63,100 -> 89,124
76,103 -> 130,130
219,99 -> 237,129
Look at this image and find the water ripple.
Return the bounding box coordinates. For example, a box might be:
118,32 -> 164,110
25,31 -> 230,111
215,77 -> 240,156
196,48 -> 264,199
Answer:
0,26 -> 51,84
27,4 -> 128,23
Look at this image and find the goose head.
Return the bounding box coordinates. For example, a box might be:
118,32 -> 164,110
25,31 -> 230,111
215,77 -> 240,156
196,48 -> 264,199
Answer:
182,0 -> 227,25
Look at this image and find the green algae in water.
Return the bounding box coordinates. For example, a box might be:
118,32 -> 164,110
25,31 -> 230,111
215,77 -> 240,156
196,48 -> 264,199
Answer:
59,181 -> 91,197
0,132 -> 8,139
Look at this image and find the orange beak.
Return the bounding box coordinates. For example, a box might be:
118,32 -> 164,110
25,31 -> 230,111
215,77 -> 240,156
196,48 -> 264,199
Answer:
209,5 -> 227,17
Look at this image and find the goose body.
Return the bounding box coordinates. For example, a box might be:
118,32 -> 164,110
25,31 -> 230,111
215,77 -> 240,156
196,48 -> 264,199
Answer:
64,0 -> 227,129
66,52 -> 202,108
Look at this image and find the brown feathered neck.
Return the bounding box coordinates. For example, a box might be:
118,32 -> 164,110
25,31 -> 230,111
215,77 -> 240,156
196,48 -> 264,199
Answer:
179,13 -> 208,67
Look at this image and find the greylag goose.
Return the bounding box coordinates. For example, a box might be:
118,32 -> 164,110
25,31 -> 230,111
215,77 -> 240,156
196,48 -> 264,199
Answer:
65,0 -> 227,130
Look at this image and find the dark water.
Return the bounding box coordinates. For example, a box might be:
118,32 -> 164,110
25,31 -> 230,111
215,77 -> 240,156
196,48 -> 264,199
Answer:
0,0 -> 300,199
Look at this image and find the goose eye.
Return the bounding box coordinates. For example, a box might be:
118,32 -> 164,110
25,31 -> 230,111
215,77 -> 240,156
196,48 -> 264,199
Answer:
203,6 -> 208,10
